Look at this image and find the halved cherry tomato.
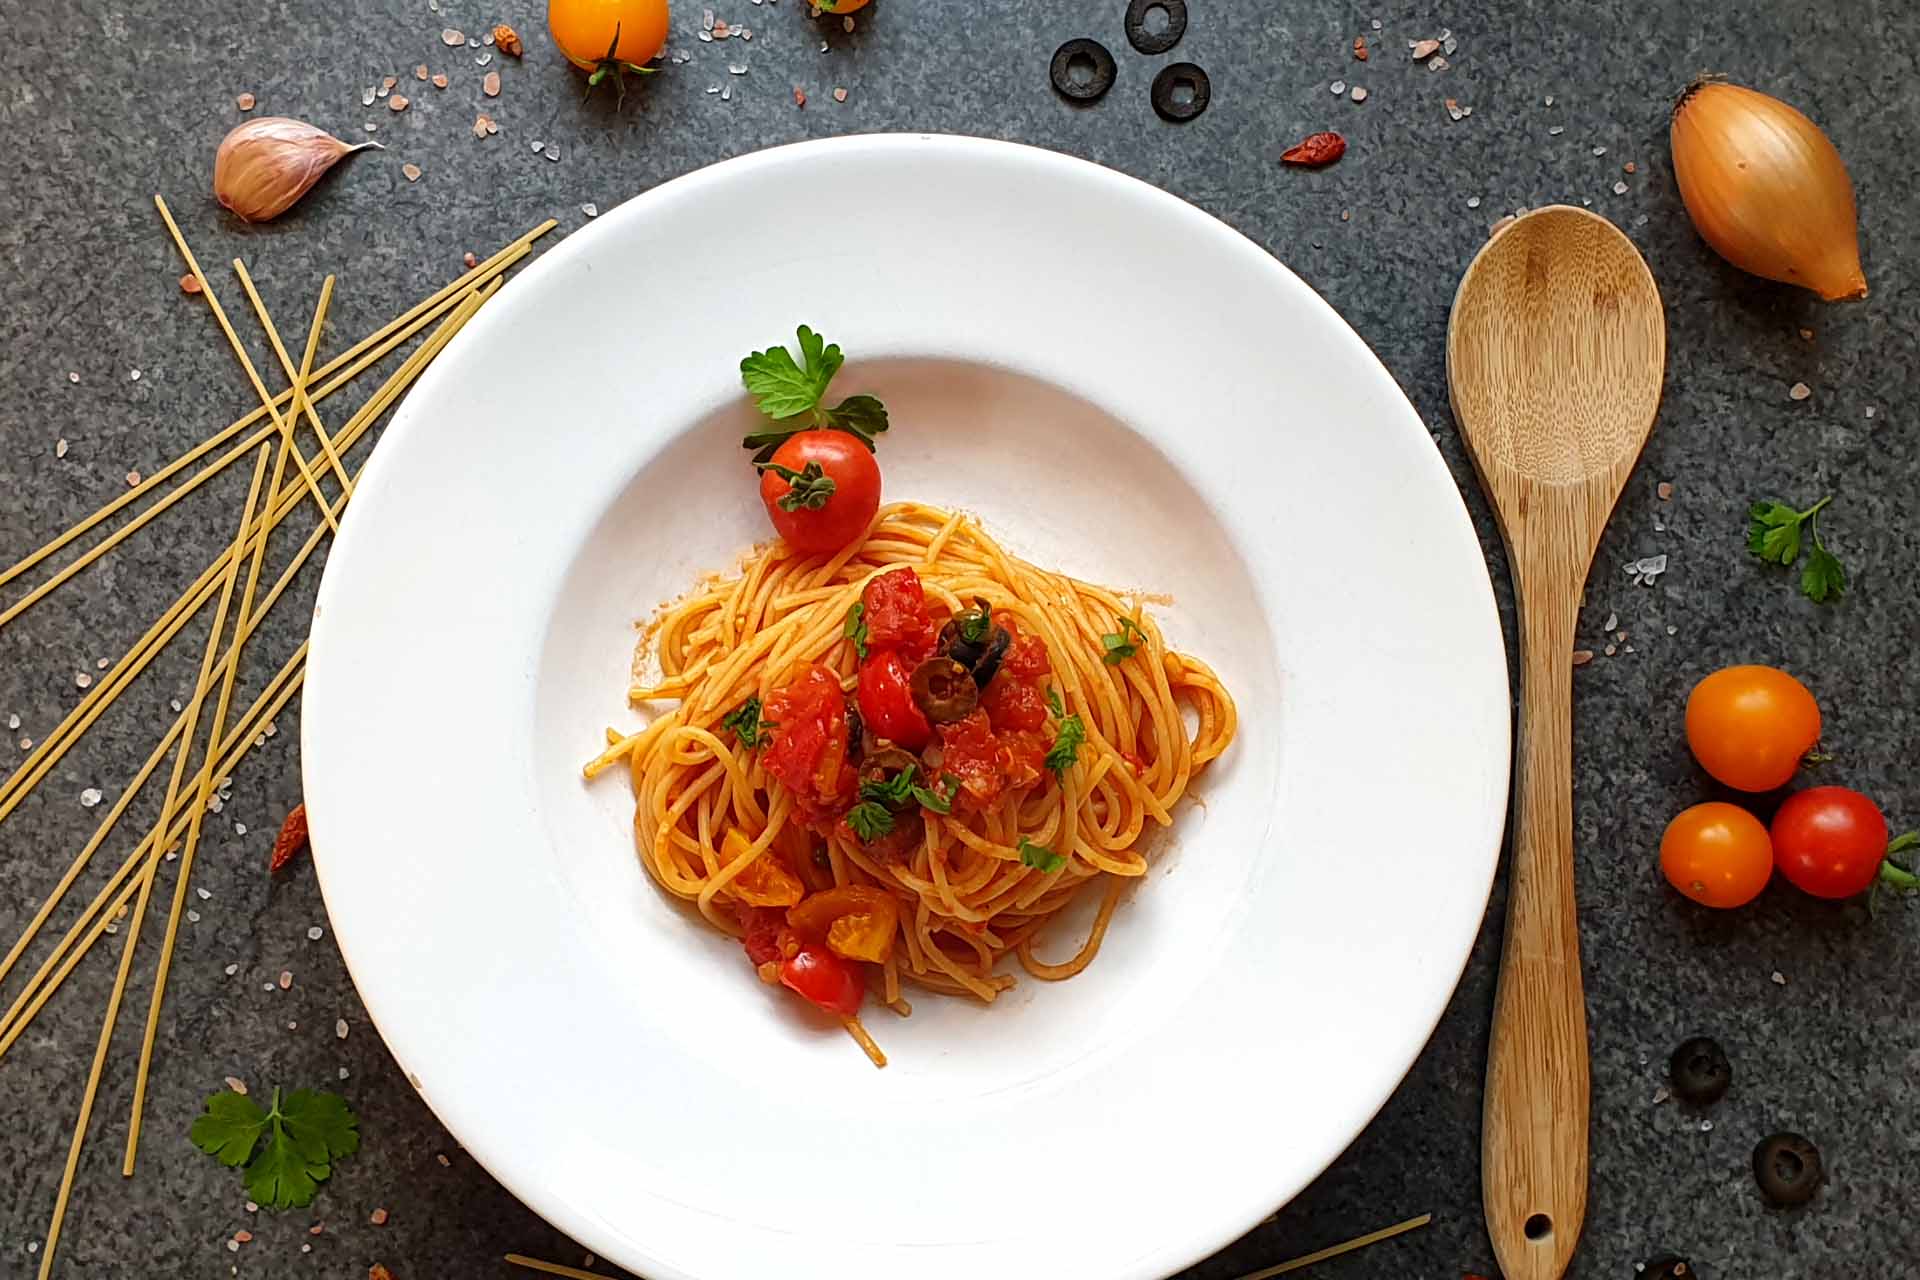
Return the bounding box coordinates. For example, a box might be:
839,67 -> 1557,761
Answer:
548,0 -> 670,72
1685,665 -> 1821,793
1660,802 -> 1773,908
1771,786 -> 1888,899
857,650 -> 932,749
757,430 -> 881,555
763,663 -> 856,819
780,943 -> 865,1017
718,830 -> 803,907
788,885 -> 899,963
861,567 -> 932,657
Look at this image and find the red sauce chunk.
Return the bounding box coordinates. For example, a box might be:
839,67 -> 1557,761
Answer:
982,675 -> 1048,733
762,662 -> 856,821
938,710 -> 1006,810
999,616 -> 1051,679
861,567 -> 933,659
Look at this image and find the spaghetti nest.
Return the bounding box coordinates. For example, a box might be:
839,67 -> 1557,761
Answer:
588,502 -> 1236,1007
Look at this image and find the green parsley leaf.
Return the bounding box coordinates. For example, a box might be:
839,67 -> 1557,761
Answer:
1018,838 -> 1066,873
1101,616 -> 1146,665
740,324 -> 842,421
1801,544 -> 1847,603
846,801 -> 895,842
721,696 -> 776,751
844,601 -> 870,659
737,327 -> 890,462
860,763 -> 918,808
190,1092 -> 268,1167
1746,495 -> 1846,602
821,394 -> 890,443
1044,685 -> 1064,718
911,775 -> 960,814
1044,714 -> 1086,779
192,1086 -> 359,1211
956,599 -> 993,646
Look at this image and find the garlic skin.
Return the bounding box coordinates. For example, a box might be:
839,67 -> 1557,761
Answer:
1671,81 -> 1867,302
213,117 -> 380,223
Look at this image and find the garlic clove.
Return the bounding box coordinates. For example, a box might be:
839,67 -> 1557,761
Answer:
213,117 -> 382,223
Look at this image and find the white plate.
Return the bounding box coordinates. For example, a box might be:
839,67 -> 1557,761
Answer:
304,134 -> 1509,1280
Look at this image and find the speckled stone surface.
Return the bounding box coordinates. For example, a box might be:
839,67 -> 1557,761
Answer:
3,1 -> 1918,1277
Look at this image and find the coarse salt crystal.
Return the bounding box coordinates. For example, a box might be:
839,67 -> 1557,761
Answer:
5,714 -> 17,730
583,202 -> 599,217
309,925 -> 325,940
76,672 -> 92,688
370,1208 -> 390,1226
235,822 -> 248,835
278,971 -> 293,989
1771,970 -> 1788,985
1789,382 -> 1811,401
56,438 -> 68,457
225,1076 -> 248,1094
197,887 -> 212,901
1602,611 -> 1618,632
79,787 -> 102,807
130,369 -> 142,380
1549,125 -> 1565,136
1467,196 -> 1481,209
729,63 -> 747,74
225,963 -> 239,975
362,87 -> 376,106
340,1067 -> 351,1080
1612,180 -> 1629,195
1350,86 -> 1367,102
69,371 -> 80,383
187,910 -> 200,922
442,27 -> 465,45
1330,79 -> 1346,95
833,86 -> 848,102
336,1019 -> 350,1039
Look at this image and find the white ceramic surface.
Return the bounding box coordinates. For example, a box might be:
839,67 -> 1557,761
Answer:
303,134 -> 1510,1280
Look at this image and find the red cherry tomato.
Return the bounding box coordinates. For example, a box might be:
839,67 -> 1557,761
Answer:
860,567 -> 932,657
1660,802 -> 1773,908
779,943 -> 865,1017
1771,786 -> 1889,899
856,649 -> 932,750
1684,665 -> 1821,792
762,663 -> 856,819
757,431 -> 881,555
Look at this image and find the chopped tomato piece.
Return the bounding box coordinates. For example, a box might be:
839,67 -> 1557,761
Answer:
982,675 -> 1049,733
939,710 -> 1005,810
763,663 -> 856,820
719,830 -> 804,907
780,943 -> 865,1017
999,616 -> 1051,678
996,729 -> 1050,792
742,907 -> 788,967
788,885 -> 900,963
857,649 -> 933,749
861,567 -> 933,657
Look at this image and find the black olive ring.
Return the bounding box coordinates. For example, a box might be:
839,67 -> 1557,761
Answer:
1150,62 -> 1210,122
1752,1132 -> 1824,1207
1125,0 -> 1188,55
1050,38 -> 1116,103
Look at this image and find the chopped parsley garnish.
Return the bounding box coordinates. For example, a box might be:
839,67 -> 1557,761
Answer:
721,696 -> 776,750
1101,615 -> 1146,665
846,802 -> 894,842
956,599 -> 993,645
1018,838 -> 1066,873
860,762 -> 918,808
912,775 -> 961,814
739,325 -> 891,463
844,601 -> 870,659
1748,495 -> 1847,603
190,1086 -> 359,1210
1041,685 -> 1085,778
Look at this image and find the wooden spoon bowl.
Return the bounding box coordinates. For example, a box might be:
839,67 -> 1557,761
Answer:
1447,206 -> 1666,1280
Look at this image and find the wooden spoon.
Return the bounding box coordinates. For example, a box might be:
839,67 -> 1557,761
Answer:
1446,206 -> 1666,1280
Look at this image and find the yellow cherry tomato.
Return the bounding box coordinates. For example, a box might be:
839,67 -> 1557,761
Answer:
1660,802 -> 1773,908
548,0 -> 670,74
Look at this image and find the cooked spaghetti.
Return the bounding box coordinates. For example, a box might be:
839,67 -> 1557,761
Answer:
585,501 -> 1236,1065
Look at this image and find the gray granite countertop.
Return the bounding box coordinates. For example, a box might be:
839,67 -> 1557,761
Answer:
4,1 -> 1918,1277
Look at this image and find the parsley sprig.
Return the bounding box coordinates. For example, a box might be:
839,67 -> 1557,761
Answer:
190,1086 -> 359,1210
739,325 -> 890,463
1042,686 -> 1086,779
1018,838 -> 1066,873
846,763 -> 960,840
721,696 -> 776,751
1748,495 -> 1847,603
1101,616 -> 1146,665
844,601 -> 870,659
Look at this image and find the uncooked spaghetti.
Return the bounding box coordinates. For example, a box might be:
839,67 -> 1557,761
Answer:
586,502 -> 1235,1065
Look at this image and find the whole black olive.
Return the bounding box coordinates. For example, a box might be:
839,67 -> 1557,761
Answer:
1752,1133 -> 1823,1206
969,626 -> 1012,688
910,657 -> 978,724
1669,1036 -> 1731,1106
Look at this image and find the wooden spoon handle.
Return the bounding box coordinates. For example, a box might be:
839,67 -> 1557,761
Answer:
1483,601 -> 1589,1280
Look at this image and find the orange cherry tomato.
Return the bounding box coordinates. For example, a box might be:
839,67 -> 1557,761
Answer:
1684,665 -> 1821,792
1660,802 -> 1774,908
548,0 -> 670,73
787,885 -> 899,964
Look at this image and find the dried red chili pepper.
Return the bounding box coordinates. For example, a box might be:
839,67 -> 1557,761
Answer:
1280,132 -> 1347,167
268,802 -> 308,873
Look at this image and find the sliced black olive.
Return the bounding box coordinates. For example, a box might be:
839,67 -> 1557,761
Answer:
937,599 -> 995,668
1050,38 -> 1115,103
969,626 -> 1012,688
910,657 -> 978,724
859,743 -> 919,798
1753,1133 -> 1823,1206
845,696 -> 865,760
1645,1259 -> 1694,1280
1150,62 -> 1210,122
1669,1036 -> 1731,1106
1124,0 -> 1186,55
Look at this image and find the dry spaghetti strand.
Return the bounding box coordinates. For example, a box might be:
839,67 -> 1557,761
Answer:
601,503 -> 1235,1058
